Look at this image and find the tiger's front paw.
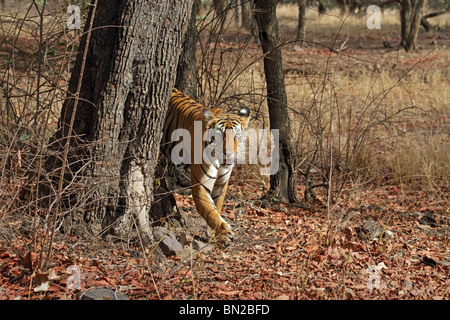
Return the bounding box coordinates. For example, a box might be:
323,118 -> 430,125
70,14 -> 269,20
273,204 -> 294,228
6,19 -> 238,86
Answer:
216,221 -> 234,246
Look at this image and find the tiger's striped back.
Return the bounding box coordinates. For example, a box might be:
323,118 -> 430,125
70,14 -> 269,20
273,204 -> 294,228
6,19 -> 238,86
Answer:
162,88 -> 250,244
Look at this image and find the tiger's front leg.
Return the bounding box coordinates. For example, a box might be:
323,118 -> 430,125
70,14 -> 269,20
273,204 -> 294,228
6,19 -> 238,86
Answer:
211,180 -> 234,242
191,178 -> 233,244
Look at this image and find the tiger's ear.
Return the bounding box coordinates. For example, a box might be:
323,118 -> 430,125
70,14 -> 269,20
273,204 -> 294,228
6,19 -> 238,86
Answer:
237,107 -> 250,127
202,109 -> 216,124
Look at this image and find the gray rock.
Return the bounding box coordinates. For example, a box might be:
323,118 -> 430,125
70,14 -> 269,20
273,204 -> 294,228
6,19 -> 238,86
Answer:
81,288 -> 128,300
153,226 -> 183,257
418,212 -> 438,227
179,231 -> 194,245
153,226 -> 174,242
180,240 -> 213,260
362,220 -> 385,240
192,239 -> 209,251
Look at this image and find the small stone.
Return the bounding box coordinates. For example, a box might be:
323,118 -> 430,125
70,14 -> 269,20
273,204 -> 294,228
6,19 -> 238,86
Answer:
153,226 -> 183,257
362,220 -> 385,240
418,212 -> 437,227
179,232 -> 194,245
158,237 -> 183,256
404,281 -> 413,290
81,288 -> 128,300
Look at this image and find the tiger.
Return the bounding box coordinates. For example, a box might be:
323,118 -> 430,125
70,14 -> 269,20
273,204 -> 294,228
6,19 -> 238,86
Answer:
162,88 -> 250,244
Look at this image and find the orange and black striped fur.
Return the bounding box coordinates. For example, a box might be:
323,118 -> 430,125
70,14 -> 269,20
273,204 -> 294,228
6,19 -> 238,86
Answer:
163,88 -> 250,243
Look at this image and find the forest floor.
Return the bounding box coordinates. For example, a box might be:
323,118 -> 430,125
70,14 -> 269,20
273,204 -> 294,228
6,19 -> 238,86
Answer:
0,8 -> 449,300
0,175 -> 448,300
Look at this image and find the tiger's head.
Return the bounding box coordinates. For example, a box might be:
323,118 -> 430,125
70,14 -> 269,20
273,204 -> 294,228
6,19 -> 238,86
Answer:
201,107 -> 251,166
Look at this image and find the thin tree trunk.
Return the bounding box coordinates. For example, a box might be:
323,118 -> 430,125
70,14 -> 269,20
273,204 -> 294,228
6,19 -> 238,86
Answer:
405,0 -> 426,51
233,0 -> 240,27
400,0 -> 412,47
241,0 -> 251,29
242,0 -> 259,43
318,0 -> 326,16
254,0 -> 298,203
213,0 -> 227,34
53,0 -> 194,243
296,0 -> 306,45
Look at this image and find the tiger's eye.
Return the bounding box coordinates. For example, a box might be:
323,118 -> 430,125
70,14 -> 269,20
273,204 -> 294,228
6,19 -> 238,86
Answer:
234,127 -> 244,139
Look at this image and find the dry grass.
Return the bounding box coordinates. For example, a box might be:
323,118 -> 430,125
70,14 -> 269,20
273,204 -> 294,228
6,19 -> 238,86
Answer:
1,2 -> 449,205
206,5 -> 450,196
277,5 -> 450,33
0,2 -> 448,301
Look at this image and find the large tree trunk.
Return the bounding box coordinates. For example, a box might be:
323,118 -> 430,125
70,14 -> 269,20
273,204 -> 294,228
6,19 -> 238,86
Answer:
53,0 -> 194,243
253,0 -> 298,203
153,0 -> 199,222
175,0 -> 198,100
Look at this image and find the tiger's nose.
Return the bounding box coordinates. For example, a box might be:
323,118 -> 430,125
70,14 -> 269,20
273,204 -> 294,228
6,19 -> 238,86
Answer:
224,142 -> 236,159
224,152 -> 235,164
224,130 -> 235,150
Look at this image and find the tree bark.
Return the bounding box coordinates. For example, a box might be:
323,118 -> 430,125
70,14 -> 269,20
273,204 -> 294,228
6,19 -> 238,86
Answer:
241,0 -> 259,43
399,0 -> 427,51
241,0 -> 251,29
296,0 -> 306,45
54,0 -> 194,243
153,0 -> 199,223
404,0 -> 426,51
175,0 -> 198,100
400,0 -> 412,47
212,0 -> 227,34
253,0 -> 298,203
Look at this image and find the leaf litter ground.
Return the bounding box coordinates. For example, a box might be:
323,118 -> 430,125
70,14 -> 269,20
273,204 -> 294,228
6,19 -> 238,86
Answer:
1,19 -> 449,300
1,175 -> 448,300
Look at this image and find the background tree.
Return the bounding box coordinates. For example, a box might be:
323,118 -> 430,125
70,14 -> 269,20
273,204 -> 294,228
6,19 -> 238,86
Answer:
254,0 -> 299,203
420,3 -> 450,32
336,0 -> 361,15
212,0 -> 227,34
318,0 -> 326,15
51,0 -> 194,244
241,0 -> 252,29
398,0 -> 427,51
296,0 -> 306,45
241,0 -> 259,42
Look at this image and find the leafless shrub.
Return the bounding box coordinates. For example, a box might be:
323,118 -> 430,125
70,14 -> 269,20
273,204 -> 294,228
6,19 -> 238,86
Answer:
0,0 -> 99,272
195,4 -> 449,206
